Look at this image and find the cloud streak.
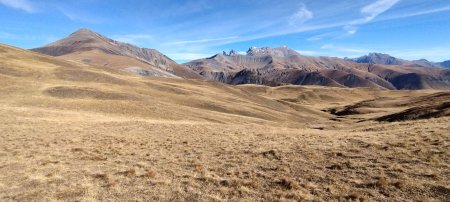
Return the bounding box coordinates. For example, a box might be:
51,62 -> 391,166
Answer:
321,44 -> 371,54
218,0 -> 450,45
361,0 -> 400,22
57,8 -> 104,24
382,5 -> 450,20
165,36 -> 239,45
384,47 -> 450,62
0,0 -> 34,12
0,31 -> 17,39
289,4 -> 313,25
344,0 -> 400,34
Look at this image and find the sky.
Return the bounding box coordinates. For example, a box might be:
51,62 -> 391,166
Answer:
0,0 -> 449,63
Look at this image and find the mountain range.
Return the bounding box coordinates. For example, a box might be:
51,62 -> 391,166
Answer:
348,52 -> 445,68
185,47 -> 450,90
30,28 -> 450,90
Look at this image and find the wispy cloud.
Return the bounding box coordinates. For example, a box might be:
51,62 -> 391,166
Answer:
307,32 -> 337,41
344,0 -> 400,34
58,9 -> 103,24
321,44 -> 371,54
295,50 -> 323,56
385,47 -> 450,62
189,1 -> 400,46
361,0 -> 400,22
382,5 -> 450,20
289,4 -> 313,25
343,25 -> 358,35
0,0 -> 34,13
155,0 -> 213,17
0,31 -> 17,39
165,36 -> 239,45
305,2 -> 450,42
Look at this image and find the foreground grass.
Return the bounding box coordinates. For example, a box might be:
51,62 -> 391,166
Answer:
0,105 -> 448,201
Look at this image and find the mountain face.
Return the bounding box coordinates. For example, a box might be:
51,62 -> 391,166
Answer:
439,60 -> 450,68
350,53 -> 442,68
31,29 -> 202,79
246,46 -> 299,57
350,53 -> 404,65
184,46 -> 450,90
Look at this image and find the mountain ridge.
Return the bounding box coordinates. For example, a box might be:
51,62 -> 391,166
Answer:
184,46 -> 450,90
31,28 -> 203,79
30,28 -> 450,90
349,52 -> 444,68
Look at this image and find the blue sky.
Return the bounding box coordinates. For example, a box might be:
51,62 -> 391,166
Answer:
0,0 -> 449,63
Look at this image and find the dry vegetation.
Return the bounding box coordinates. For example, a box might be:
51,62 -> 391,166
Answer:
0,44 -> 449,201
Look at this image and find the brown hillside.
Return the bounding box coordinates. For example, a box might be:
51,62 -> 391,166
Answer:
31,29 -> 202,79
1,43 -> 449,201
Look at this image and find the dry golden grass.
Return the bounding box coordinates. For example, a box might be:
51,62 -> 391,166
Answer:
0,44 -> 449,201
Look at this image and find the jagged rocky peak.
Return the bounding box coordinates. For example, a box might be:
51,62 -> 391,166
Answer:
229,50 -> 239,56
222,50 -> 240,56
246,45 -> 299,57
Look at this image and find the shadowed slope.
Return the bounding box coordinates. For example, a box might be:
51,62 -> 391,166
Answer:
439,60 -> 450,68
325,91 -> 450,123
376,102 -> 450,122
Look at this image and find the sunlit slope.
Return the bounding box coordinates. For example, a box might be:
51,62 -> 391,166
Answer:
31,29 -> 203,79
1,43 -> 335,126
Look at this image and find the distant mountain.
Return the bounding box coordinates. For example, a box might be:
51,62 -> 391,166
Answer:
411,59 -> 442,68
349,52 -> 442,68
349,52 -> 405,65
439,60 -> 450,68
184,46 -> 450,90
31,28 -> 202,79
29,29 -> 450,90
